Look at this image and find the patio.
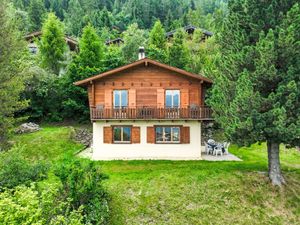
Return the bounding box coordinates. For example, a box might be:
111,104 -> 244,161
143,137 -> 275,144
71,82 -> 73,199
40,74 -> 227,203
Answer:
202,151 -> 242,161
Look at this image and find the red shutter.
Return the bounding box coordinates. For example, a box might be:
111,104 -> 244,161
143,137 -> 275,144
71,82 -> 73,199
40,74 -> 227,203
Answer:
132,127 -> 140,143
103,126 -> 112,143
181,126 -> 190,144
147,126 -> 155,143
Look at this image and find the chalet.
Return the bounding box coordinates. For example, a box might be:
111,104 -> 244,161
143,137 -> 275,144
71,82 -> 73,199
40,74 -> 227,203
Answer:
74,48 -> 213,160
25,31 -> 78,54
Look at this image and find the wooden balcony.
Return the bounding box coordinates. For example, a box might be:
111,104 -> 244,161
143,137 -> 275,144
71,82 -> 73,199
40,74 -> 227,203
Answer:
90,107 -> 213,121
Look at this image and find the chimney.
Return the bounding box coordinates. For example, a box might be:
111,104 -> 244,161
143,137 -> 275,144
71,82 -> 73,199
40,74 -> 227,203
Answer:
138,46 -> 145,60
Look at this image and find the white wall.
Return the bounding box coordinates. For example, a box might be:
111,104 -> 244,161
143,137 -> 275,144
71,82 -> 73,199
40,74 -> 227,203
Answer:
92,121 -> 202,160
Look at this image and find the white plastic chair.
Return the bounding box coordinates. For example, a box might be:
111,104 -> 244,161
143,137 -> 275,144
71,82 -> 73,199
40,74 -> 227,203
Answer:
223,142 -> 230,155
204,142 -> 213,155
214,145 -> 223,156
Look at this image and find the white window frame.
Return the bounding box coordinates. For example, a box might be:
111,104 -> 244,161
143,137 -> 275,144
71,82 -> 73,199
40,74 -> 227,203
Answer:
155,126 -> 180,143
113,90 -> 128,109
165,90 -> 180,108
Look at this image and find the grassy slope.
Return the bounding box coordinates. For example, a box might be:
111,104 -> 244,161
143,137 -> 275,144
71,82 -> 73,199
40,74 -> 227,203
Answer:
101,144 -> 300,225
11,126 -> 300,225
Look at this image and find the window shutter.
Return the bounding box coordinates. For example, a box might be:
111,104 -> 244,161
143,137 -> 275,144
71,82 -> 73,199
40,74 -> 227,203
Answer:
132,126 -> 140,143
147,126 -> 155,143
181,89 -> 189,108
157,89 -> 165,108
103,126 -> 112,143
181,126 -> 190,144
104,89 -> 112,108
128,89 -> 136,108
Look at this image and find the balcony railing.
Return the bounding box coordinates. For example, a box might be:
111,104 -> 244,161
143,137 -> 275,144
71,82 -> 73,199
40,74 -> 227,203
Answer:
90,107 -> 213,120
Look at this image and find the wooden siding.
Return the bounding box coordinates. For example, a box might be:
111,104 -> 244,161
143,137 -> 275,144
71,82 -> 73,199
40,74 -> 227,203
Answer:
88,64 -> 205,108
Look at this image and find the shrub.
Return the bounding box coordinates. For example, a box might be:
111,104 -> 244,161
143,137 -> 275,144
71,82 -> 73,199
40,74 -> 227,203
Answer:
0,147 -> 49,190
0,183 -> 84,225
54,158 -> 109,225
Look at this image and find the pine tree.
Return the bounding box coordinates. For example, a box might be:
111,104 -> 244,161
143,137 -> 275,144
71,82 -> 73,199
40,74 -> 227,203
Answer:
209,1 -> 300,186
149,20 -> 166,49
62,24 -> 105,120
121,23 -> 146,63
0,1 -> 28,149
39,13 -> 66,75
168,29 -> 189,69
28,0 -> 46,31
64,0 -> 85,37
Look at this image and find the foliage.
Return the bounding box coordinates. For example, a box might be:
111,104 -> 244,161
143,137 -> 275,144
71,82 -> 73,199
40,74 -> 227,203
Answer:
0,1 -> 29,150
0,183 -> 84,225
208,0 -> 300,185
0,146 -> 49,190
62,24 -> 105,121
54,157 -> 109,225
121,23 -> 146,63
149,20 -> 166,50
39,12 -> 66,74
167,29 -> 189,69
64,0 -> 85,37
22,67 -> 64,122
28,0 -> 46,31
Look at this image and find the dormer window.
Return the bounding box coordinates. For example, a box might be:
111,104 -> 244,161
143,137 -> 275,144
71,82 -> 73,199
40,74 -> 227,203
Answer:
113,90 -> 128,109
165,90 -> 180,108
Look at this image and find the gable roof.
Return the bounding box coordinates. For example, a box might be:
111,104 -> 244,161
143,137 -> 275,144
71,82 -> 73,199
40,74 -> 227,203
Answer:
74,58 -> 212,86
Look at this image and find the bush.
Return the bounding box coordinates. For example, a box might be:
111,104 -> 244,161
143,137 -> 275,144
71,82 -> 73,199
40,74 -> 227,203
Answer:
54,158 -> 109,225
0,183 -> 84,225
0,147 -> 49,190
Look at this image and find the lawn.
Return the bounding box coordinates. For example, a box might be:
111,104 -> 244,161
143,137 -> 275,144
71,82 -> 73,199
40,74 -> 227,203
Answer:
12,126 -> 300,225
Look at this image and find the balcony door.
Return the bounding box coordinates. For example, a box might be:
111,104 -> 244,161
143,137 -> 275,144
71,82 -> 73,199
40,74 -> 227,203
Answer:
165,90 -> 180,118
113,90 -> 128,118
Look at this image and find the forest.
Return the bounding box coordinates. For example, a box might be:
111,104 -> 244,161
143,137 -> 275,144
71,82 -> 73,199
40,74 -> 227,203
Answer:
0,0 -> 299,224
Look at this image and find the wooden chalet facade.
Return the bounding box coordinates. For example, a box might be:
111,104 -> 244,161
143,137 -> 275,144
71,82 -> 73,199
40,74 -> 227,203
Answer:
75,57 -> 213,160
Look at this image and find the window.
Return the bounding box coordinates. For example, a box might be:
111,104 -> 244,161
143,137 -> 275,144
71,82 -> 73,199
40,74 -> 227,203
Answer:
113,90 -> 128,108
155,126 -> 180,143
113,126 -> 131,143
165,90 -> 180,108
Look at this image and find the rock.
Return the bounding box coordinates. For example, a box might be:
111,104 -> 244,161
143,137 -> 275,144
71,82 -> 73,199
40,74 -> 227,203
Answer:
71,128 -> 92,147
15,122 -> 40,134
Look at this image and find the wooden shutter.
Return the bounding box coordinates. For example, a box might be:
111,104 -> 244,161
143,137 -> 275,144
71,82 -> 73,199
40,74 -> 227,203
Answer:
104,89 -> 112,108
181,89 -> 189,108
128,89 -> 136,108
103,126 -> 112,143
181,126 -> 190,144
157,89 -> 165,108
132,126 -> 140,143
147,126 -> 155,143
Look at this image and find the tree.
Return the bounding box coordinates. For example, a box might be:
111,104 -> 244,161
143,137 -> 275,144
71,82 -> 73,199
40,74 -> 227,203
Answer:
64,0 -> 85,37
39,13 -> 66,75
62,24 -> 105,120
28,0 -> 46,32
121,23 -> 146,63
209,1 -> 300,186
168,29 -> 189,69
149,20 -> 166,49
0,1 -> 28,150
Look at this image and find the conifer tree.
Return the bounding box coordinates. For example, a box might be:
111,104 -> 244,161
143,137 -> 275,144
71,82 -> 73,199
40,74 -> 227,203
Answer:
28,0 -> 46,31
209,1 -> 300,186
168,29 -> 189,69
149,20 -> 166,49
0,2 -> 28,149
39,13 -> 66,75
64,0 -> 85,37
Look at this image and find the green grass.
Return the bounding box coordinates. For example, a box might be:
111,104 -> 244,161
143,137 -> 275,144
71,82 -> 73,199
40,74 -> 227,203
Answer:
10,126 -> 300,225
12,126 -> 83,161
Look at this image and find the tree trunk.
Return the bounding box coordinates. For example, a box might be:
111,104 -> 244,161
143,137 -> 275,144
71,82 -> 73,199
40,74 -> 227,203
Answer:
267,141 -> 285,186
